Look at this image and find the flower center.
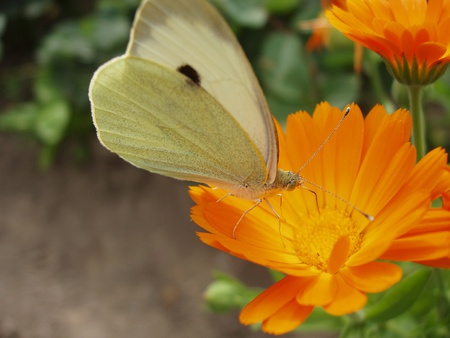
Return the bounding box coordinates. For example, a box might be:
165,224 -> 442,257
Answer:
291,207 -> 362,273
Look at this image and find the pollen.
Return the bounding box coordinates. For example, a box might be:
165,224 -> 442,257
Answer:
291,208 -> 362,272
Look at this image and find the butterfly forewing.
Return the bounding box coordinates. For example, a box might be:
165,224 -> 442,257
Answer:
126,0 -> 278,183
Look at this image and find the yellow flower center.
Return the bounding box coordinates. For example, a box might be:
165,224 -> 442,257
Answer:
292,207 -> 362,273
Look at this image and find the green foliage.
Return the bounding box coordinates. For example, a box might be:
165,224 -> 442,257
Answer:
364,268 -> 432,323
206,265 -> 450,337
204,271 -> 262,313
0,0 -> 137,167
212,0 -> 268,28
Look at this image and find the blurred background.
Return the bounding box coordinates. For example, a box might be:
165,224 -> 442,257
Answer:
0,0 -> 449,337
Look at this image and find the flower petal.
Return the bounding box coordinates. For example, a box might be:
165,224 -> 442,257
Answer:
239,276 -> 309,325
327,0 -> 450,84
349,191 -> 429,266
323,275 -> 367,315
296,273 -> 337,306
340,262 -> 403,293
261,300 -> 313,335
382,231 -> 450,263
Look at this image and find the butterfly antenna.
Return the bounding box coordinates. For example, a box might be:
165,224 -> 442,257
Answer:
302,177 -> 374,221
296,107 -> 350,175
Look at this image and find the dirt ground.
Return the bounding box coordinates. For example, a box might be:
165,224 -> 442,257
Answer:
0,134 -> 337,338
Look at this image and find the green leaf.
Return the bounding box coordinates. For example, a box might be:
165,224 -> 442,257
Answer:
35,100 -> 71,145
0,103 -> 38,133
318,73 -> 360,108
296,307 -> 343,333
268,269 -> 285,282
258,32 -> 314,117
204,271 -> 262,313
265,0 -> 300,15
35,68 -> 60,104
37,20 -> 95,64
213,0 -> 268,28
92,13 -> 130,51
339,321 -> 365,338
364,268 -> 432,323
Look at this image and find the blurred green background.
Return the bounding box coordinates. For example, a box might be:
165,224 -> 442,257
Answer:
2,0 -> 449,169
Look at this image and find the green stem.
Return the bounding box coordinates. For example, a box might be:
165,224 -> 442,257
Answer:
434,269 -> 450,325
369,56 -> 395,113
407,85 -> 426,160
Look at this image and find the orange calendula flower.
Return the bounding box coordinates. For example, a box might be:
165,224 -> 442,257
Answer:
190,103 -> 450,335
303,0 -> 347,51
300,0 -> 363,72
326,0 -> 450,85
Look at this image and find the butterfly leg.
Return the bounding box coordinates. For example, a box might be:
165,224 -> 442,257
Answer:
301,185 -> 319,213
216,192 -> 232,203
232,199 -> 263,238
265,197 -> 287,247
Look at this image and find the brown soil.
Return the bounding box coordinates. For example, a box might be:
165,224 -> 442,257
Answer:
0,134 -> 331,338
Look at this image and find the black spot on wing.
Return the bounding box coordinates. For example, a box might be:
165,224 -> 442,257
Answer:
177,64 -> 201,85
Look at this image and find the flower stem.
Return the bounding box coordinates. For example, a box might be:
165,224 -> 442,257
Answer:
369,54 -> 395,113
434,269 -> 450,325
407,85 -> 426,160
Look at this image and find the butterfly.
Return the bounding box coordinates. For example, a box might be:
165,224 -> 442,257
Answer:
89,0 -> 304,201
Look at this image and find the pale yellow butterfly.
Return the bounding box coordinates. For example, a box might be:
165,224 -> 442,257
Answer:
89,0 -> 304,201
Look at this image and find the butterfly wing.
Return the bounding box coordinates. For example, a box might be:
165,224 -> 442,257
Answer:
89,56 -> 268,193
126,0 -> 278,183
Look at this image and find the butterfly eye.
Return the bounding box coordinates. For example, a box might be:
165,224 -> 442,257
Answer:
177,64 -> 201,85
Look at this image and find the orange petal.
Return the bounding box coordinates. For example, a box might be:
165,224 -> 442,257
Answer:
411,257 -> 450,269
285,111 -> 316,172
328,235 -> 351,274
404,147 -> 448,194
261,300 -> 313,335
323,275 -> 367,315
296,273 -> 337,306
239,276 -> 310,325
317,103 -> 364,206
198,233 -> 319,277
340,262 -> 402,293
352,108 -> 414,214
382,231 -> 450,262
405,208 -> 450,235
349,191 -> 429,266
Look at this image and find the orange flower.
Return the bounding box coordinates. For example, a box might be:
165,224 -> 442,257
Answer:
301,0 -> 363,72
190,103 -> 450,335
382,155 -> 450,268
303,0 -> 345,51
326,0 -> 450,85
